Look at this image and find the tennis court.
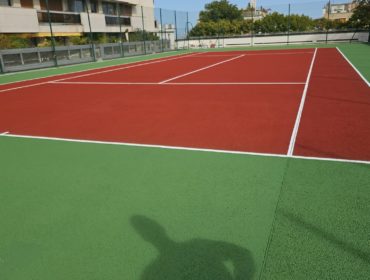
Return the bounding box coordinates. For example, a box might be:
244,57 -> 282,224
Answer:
0,44 -> 369,279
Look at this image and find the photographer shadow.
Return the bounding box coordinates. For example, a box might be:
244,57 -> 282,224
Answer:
131,215 -> 255,280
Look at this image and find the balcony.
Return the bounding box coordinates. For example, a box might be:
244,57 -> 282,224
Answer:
37,10 -> 81,25
105,15 -> 131,26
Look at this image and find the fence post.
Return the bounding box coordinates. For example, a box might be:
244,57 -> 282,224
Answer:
45,0 -> 58,67
251,9 -> 254,47
159,8 -> 164,52
326,0 -> 331,44
174,10 -> 178,50
141,6 -> 147,55
0,54 -> 4,74
85,0 -> 96,61
117,2 -> 124,57
186,12 -> 189,50
287,3 -> 291,45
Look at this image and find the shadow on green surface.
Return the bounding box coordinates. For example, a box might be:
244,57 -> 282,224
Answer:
131,215 -> 255,280
281,210 -> 370,264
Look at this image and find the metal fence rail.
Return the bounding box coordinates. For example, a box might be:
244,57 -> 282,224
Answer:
181,30 -> 369,49
0,40 -> 171,73
0,0 -> 369,74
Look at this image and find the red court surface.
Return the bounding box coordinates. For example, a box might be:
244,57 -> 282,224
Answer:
294,48 -> 370,162
174,51 -> 313,83
0,48 -> 369,162
0,83 -> 303,154
62,55 -> 231,83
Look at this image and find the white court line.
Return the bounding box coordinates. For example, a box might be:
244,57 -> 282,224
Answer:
194,54 -> 243,57
195,51 -> 314,57
1,132 -> 369,165
0,50 -> 184,79
287,48 -> 318,156
244,51 -> 314,56
51,81 -> 306,86
51,52 -> 202,83
50,81 -> 160,85
0,82 -> 51,94
336,47 -> 370,87
0,52 -> 201,94
165,82 -> 306,85
159,54 -> 245,84
1,131 -> 9,135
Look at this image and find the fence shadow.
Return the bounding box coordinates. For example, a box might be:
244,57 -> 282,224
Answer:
131,215 -> 255,280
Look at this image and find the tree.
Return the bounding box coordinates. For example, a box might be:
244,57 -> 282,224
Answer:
288,14 -> 315,32
199,0 -> 243,22
349,0 -> 370,29
0,34 -> 31,49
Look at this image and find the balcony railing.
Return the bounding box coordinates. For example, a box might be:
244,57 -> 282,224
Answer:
37,10 -> 81,25
105,15 -> 131,26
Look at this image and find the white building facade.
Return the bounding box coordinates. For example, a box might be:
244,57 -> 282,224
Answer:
323,1 -> 358,22
0,0 -> 156,36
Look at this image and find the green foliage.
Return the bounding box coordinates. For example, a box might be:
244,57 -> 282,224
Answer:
129,31 -> 159,42
191,11 -> 321,37
68,36 -> 89,45
349,0 -> 370,28
313,18 -> 349,31
95,34 -> 109,44
0,34 -> 31,49
288,14 -> 315,32
199,0 -> 243,22
252,13 -> 316,33
190,20 -> 252,37
190,0 -> 365,37
190,0 -> 247,37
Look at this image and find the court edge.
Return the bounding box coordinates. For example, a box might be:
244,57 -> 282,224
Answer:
336,47 -> 370,87
0,50 -> 192,82
1,133 -> 369,165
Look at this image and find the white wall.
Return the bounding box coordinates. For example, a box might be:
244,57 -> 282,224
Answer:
358,32 -> 370,42
80,13 -> 107,33
180,32 -> 370,49
0,7 -> 39,33
130,4 -> 156,32
0,0 -> 156,34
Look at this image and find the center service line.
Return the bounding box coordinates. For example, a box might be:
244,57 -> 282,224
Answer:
159,54 -> 246,84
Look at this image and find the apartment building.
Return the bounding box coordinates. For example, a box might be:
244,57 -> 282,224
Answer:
0,0 -> 156,37
323,1 -> 358,22
243,0 -> 268,22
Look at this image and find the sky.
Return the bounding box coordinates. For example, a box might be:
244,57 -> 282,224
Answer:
154,0 -> 345,19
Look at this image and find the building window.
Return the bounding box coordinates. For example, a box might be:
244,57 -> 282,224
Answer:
90,0 -> 97,13
102,1 -> 116,15
68,0 -> 85,12
0,0 -> 11,6
40,0 -> 63,11
20,0 -> 33,8
119,3 -> 132,16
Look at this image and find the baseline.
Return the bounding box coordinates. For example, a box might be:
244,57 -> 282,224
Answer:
1,133 -> 369,166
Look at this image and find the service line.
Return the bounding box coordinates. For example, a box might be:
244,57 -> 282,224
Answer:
1,132 -> 369,165
50,81 -> 306,86
159,54 -> 246,84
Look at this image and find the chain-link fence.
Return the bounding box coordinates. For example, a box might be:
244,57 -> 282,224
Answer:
184,0 -> 369,49
0,0 -> 369,73
0,1 -> 174,73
